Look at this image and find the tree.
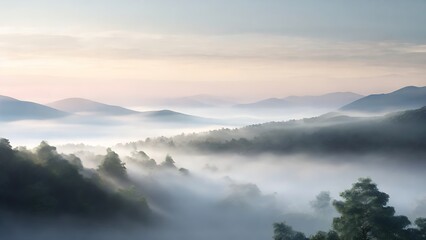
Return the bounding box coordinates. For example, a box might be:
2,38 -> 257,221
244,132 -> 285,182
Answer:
332,178 -> 410,240
413,218 -> 426,240
310,231 -> 340,240
160,154 -> 176,169
311,191 -> 332,214
98,148 -> 127,180
273,222 -> 307,240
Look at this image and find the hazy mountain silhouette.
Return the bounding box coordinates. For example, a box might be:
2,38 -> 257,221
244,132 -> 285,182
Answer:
48,98 -> 139,115
139,109 -> 215,124
136,107 -> 426,155
48,98 -> 215,124
154,95 -> 237,108
387,105 -> 426,123
0,96 -> 68,121
234,92 -> 363,109
340,86 -> 426,113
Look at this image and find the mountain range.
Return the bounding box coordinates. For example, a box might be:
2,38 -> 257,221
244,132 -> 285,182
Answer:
0,97 -> 210,124
48,98 -> 139,116
135,106 -> 426,155
0,96 -> 68,121
340,86 -> 426,113
152,95 -> 237,108
234,92 -> 364,109
0,86 -> 425,122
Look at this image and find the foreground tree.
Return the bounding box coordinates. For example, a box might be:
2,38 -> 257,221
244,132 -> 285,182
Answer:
273,222 -> 307,240
333,178 -> 410,240
310,231 -> 339,240
273,178 -> 426,240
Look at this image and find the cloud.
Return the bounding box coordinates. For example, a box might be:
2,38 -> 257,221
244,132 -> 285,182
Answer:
0,30 -> 425,66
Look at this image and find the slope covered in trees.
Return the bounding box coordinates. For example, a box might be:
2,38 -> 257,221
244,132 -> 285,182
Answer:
0,139 -> 150,220
125,107 -> 426,155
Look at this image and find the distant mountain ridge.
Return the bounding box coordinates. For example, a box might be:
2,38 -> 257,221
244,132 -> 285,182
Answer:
154,95 -> 237,108
0,96 -> 68,121
48,98 -> 139,116
48,98 -> 213,123
340,86 -> 426,113
134,106 -> 426,155
234,92 -> 363,109
0,95 -> 213,124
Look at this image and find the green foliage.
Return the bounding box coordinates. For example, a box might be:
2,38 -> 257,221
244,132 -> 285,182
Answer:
129,151 -> 157,169
412,218 -> 426,240
160,154 -> 176,168
137,107 -> 426,155
273,222 -> 307,240
310,231 -> 339,240
98,148 -> 127,180
0,139 -> 149,220
311,191 -> 332,213
310,232 -> 327,240
333,178 -> 410,240
274,178 -> 426,240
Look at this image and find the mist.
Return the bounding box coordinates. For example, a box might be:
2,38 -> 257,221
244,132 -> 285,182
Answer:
1,105 -> 335,147
1,139 -> 422,239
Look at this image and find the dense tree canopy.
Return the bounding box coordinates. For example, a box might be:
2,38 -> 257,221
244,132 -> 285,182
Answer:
333,178 -> 410,240
274,178 -> 426,240
0,139 -> 149,220
98,148 -> 127,180
273,222 -> 307,240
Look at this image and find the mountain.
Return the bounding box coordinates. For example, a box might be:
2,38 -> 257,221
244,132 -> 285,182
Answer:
234,92 -> 363,109
134,107 -> 426,155
235,98 -> 293,109
340,86 -> 426,113
140,109 -> 214,124
284,92 -> 364,108
0,95 -> 68,121
48,98 -> 139,116
154,95 -> 237,108
387,106 -> 426,123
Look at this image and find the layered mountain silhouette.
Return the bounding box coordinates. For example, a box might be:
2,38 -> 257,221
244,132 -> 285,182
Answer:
154,95 -> 237,108
234,92 -> 363,109
48,98 -> 212,123
1,86 -> 424,123
0,96 -> 212,124
340,86 -> 426,113
48,98 -> 139,116
137,106 -> 426,155
0,96 -> 68,121
139,109 -> 213,123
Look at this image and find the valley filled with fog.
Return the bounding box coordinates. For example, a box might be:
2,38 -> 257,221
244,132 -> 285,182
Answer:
1,86 -> 426,239
1,106 -> 334,147
2,1 -> 426,239
2,138 -> 426,240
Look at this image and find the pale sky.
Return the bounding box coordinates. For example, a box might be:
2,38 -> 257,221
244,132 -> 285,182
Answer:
0,0 -> 425,105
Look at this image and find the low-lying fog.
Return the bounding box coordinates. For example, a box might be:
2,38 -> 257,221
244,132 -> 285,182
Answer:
1,108 -> 421,240
7,141 -> 420,240
1,107 -> 337,147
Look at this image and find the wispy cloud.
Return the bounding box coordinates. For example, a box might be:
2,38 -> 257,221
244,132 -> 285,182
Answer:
1,29 -> 425,66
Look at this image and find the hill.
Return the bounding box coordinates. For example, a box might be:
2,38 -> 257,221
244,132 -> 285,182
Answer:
234,92 -> 363,109
131,107 -> 426,155
0,96 -> 68,121
340,86 -> 426,113
153,95 -> 237,108
140,109 -> 215,124
48,98 -> 139,115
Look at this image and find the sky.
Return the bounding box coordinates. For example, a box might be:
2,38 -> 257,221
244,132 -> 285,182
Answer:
0,0 -> 425,105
